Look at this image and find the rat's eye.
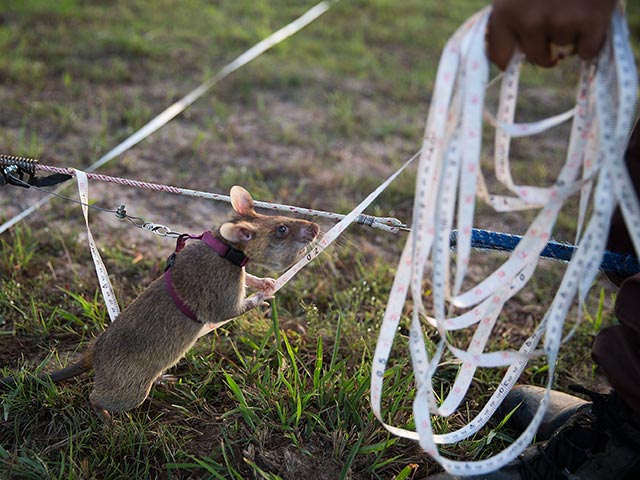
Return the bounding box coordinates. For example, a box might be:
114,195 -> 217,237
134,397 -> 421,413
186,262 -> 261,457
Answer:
276,225 -> 289,237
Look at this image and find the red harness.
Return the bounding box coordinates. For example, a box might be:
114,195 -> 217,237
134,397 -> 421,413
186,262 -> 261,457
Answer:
163,231 -> 248,323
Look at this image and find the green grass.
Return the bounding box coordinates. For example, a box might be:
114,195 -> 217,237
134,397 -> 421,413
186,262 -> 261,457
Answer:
1,0 -> 638,478
0,226 -> 611,478
0,233 -> 428,478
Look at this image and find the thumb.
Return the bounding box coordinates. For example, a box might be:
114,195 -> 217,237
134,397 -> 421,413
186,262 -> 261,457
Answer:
487,12 -> 517,70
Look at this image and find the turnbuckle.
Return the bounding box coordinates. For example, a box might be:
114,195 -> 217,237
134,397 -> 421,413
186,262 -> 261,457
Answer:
0,153 -> 70,188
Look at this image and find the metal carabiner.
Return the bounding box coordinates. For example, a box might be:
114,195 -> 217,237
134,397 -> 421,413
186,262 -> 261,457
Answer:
139,222 -> 181,238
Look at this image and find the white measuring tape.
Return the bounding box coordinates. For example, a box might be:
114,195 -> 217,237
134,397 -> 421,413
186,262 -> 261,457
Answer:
74,149 -> 418,324
273,152 -> 419,294
371,6 -> 638,475
12,0 -> 338,324
196,152 -> 420,334
0,0 -> 337,236
37,7 -> 639,476
74,170 -> 121,322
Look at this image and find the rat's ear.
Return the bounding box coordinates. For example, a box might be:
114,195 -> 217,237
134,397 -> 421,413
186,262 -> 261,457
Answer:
220,221 -> 255,243
230,186 -> 256,216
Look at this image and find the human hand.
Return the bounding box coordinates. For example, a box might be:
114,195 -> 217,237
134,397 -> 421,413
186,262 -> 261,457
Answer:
487,0 -> 619,70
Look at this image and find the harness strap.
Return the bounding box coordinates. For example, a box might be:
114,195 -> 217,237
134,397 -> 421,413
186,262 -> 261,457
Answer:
164,269 -> 200,322
164,231 -> 249,323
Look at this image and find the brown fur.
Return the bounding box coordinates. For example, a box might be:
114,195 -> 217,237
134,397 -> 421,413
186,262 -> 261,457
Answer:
1,186 -> 319,420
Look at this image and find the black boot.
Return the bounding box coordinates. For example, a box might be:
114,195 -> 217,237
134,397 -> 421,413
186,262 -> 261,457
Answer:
497,385 -> 589,442
427,386 -> 640,479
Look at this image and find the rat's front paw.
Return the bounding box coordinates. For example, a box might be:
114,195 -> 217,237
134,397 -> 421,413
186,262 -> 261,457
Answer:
242,292 -> 270,311
258,277 -> 276,297
246,274 -> 276,295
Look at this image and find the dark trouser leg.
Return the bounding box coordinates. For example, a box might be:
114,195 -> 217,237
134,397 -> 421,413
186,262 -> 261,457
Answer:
592,120 -> 640,413
592,274 -> 640,412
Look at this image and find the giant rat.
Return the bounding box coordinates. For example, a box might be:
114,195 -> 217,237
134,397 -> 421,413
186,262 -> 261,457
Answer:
1,185 -> 319,421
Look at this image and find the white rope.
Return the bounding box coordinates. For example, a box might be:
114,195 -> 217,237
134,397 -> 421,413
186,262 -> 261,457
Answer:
73,151 -> 418,325
0,0 -> 338,235
29,163 -> 406,233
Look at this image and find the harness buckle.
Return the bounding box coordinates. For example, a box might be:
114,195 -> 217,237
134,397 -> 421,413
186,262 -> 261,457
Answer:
165,252 -> 177,272
224,247 -> 248,267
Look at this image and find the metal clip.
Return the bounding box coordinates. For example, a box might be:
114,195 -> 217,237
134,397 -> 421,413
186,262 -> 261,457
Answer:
1,165 -> 31,188
141,222 -> 181,238
115,204 -> 127,219
1,155 -> 37,187
152,225 -> 171,236
364,215 -> 410,233
0,157 -> 70,188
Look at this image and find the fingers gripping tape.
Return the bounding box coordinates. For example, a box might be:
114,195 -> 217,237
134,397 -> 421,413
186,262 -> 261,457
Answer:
371,6 -> 638,475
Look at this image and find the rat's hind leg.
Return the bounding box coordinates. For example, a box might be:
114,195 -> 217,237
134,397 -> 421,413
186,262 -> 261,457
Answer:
154,373 -> 177,386
90,395 -> 112,425
90,376 -> 154,417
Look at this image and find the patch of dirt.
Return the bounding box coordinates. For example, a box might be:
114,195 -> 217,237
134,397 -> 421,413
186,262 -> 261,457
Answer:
244,433 -> 344,480
0,335 -> 40,369
0,331 -> 84,374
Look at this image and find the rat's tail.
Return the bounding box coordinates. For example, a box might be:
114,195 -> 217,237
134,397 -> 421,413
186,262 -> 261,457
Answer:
47,348 -> 93,383
0,346 -> 93,389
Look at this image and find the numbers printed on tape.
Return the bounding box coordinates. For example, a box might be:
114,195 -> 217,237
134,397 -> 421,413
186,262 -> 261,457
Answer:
370,6 -> 638,475
273,153 -> 419,294
74,169 -> 121,322
64,7 -> 638,475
